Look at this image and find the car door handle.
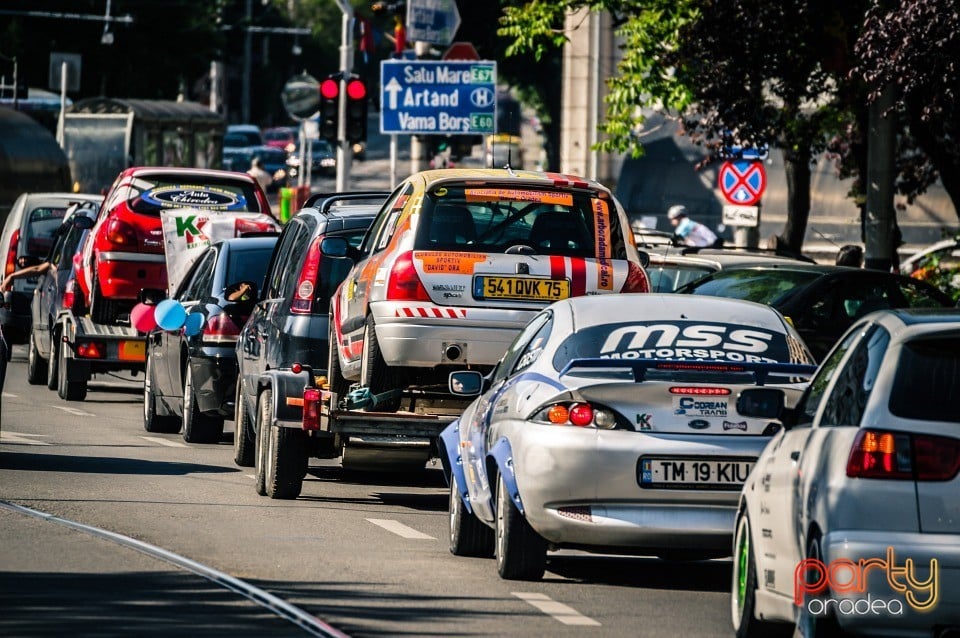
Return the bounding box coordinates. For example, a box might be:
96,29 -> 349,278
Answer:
790,451 -> 800,461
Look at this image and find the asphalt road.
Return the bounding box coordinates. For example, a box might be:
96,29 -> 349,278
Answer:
0,347 -> 734,637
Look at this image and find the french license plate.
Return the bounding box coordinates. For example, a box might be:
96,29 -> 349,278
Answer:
639,457 -> 753,489
473,276 -> 570,302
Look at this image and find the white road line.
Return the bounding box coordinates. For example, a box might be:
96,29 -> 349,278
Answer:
365,518 -> 435,540
0,432 -> 51,446
513,592 -> 601,626
2,392 -> 17,398
53,406 -> 95,417
139,436 -> 188,448
0,500 -> 349,638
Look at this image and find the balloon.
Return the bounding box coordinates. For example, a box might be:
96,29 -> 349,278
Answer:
155,299 -> 187,331
183,312 -> 205,337
130,303 -> 157,333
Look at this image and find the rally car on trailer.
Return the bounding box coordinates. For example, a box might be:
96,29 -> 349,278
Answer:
439,294 -> 818,580
328,169 -> 649,411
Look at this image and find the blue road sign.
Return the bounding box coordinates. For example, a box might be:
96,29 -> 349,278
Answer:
380,60 -> 497,135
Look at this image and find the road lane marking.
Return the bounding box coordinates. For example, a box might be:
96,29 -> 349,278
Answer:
512,592 -> 601,626
0,500 -> 350,638
0,432 -> 51,446
53,406 -> 95,417
139,436 -> 188,448
365,518 -> 435,540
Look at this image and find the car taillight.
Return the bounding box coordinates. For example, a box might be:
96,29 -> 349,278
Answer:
621,260 -> 649,293
535,402 -> 617,429
5,229 -> 19,276
291,237 -> 322,314
202,313 -> 240,344
845,429 -> 960,481
63,279 -> 76,311
669,387 -> 732,395
105,218 -> 138,247
386,251 -> 430,301
302,387 -> 321,430
76,341 -> 106,358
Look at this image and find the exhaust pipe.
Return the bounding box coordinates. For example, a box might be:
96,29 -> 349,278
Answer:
444,344 -> 463,361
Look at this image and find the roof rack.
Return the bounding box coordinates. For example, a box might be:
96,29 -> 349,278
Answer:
304,191 -> 391,213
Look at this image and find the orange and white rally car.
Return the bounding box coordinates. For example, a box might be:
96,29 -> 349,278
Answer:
328,169 -> 649,410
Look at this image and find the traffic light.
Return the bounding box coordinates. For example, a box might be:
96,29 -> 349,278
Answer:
319,75 -> 340,143
345,77 -> 369,145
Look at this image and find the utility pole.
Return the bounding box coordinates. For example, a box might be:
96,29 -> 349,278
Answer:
864,83 -> 897,271
334,0 -> 353,191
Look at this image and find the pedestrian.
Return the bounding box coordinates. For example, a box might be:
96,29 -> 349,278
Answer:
667,205 -> 720,248
835,244 -> 864,268
247,157 -> 272,192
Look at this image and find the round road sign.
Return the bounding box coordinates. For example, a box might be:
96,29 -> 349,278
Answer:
718,160 -> 766,206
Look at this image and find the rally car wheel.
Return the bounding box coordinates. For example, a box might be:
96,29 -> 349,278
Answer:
143,352 -> 180,433
257,388 -> 308,499
495,474 -> 546,580
449,473 -> 494,557
360,314 -> 401,412
327,323 -> 351,400
46,329 -> 59,390
182,363 -> 224,444
57,336 -> 87,402
731,512 -> 791,638
27,332 -> 48,385
90,277 -> 112,325
233,382 -> 256,467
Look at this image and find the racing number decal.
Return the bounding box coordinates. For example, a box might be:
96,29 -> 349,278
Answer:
592,199 -> 614,291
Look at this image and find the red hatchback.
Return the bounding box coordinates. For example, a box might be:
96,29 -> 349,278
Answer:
79,167 -> 274,324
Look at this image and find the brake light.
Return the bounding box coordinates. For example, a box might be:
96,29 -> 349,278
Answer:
386,251 -> 430,301
658,362 -> 745,373
5,229 -> 19,276
569,403 -> 594,426
105,218 -> 138,247
669,387 -> 732,395
847,429 -> 913,479
535,402 -> 617,429
912,434 -> 960,480
63,280 -> 76,311
202,313 -> 240,344
302,387 -> 321,430
76,341 -> 106,358
291,237 -> 323,314
621,260 -> 650,293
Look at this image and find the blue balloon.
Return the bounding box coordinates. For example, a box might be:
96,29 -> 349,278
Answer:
183,312 -> 205,337
155,299 -> 187,331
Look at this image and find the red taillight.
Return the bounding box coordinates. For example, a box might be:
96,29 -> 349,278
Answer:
913,434 -> 960,481
847,429 -> 912,479
386,251 -> 430,301
202,313 -> 240,344
622,260 -> 649,293
63,280 -> 76,311
568,403 -> 594,426
669,387 -> 732,395
105,218 -> 138,247
5,229 -> 19,276
302,387 -> 321,430
76,341 -> 106,358
291,237 -> 323,314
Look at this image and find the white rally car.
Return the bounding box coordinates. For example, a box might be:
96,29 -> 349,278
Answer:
439,294 -> 817,580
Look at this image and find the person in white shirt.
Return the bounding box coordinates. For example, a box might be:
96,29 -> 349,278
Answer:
247,157 -> 273,192
668,205 -> 720,247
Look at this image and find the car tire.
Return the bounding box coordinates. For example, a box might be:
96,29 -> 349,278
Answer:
46,328 -> 59,391
796,533 -> 847,638
57,336 -> 87,401
181,363 -> 224,444
449,473 -> 494,557
327,323 -> 351,400
495,473 -> 546,580
27,331 -> 48,385
143,351 -> 180,433
731,511 -> 792,638
254,389 -> 268,496
233,381 -> 256,467
257,387 -> 308,499
360,314 -> 401,412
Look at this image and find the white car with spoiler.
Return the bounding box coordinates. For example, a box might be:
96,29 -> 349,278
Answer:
327,169 -> 649,411
439,294 -> 817,581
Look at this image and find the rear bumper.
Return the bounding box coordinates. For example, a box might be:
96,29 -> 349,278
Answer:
97,253 -> 167,299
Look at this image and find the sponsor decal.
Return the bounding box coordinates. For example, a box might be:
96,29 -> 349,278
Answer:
464,188 -> 573,206
415,251 -> 487,274
674,397 -> 728,417
636,413 -> 653,430
142,185 -> 245,211
592,199 -> 613,290
794,547 -> 939,617
600,321 -> 779,363
687,419 -> 710,430
723,420 -> 748,431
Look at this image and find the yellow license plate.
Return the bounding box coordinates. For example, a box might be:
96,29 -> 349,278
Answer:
474,276 -> 570,301
118,339 -> 146,362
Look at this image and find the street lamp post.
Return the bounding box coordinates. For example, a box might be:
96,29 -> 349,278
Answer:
334,0 -> 353,192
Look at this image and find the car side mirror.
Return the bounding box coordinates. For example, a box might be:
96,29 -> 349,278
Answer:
637,250 -> 650,269
320,236 -> 351,259
449,371 -> 484,397
73,216 -> 95,230
736,388 -> 785,419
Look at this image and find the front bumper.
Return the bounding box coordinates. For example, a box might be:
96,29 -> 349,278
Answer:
97,253 -> 167,300
370,301 -> 536,368
820,529 -> 960,637
507,423 -> 769,553
190,351 -> 238,417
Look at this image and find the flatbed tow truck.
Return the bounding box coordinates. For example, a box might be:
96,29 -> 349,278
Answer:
255,363 -> 469,499
53,310 -> 146,401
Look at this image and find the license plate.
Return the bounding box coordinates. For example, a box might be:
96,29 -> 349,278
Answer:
473,276 -> 570,301
638,457 -> 753,489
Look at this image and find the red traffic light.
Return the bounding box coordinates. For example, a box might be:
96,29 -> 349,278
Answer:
346,79 -> 367,100
320,78 -> 339,100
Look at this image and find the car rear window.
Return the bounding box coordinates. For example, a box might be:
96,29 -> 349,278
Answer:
415,185 -> 627,259
226,247 -> 275,291
889,336 -> 960,422
680,269 -> 820,305
25,207 -> 69,258
125,176 -> 261,215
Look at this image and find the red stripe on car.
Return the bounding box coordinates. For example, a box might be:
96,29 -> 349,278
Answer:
571,258 -> 586,296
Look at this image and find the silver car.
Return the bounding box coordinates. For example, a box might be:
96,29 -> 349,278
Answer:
439,294 -> 816,580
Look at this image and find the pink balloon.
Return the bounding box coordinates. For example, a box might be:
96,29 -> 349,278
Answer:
131,303 -> 157,333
